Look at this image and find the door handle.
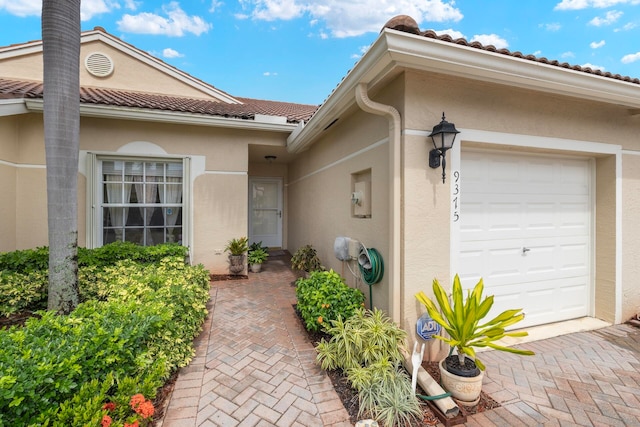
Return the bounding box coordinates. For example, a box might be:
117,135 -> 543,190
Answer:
522,247 -> 531,254
278,210 -> 282,218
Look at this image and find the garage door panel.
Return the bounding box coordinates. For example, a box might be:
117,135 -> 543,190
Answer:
481,277 -> 590,328
459,151 -> 591,328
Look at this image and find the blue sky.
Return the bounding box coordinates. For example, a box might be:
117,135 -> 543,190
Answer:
1,0 -> 640,105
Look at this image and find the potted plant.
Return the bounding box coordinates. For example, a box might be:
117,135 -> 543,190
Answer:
415,274 -> 534,405
290,244 -> 324,276
225,237 -> 248,274
247,247 -> 269,273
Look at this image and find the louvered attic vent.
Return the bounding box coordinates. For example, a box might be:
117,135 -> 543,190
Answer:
85,52 -> 114,77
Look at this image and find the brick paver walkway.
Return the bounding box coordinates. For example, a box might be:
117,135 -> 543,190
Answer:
465,324 -> 640,426
160,253 -> 640,426
160,255 -> 351,427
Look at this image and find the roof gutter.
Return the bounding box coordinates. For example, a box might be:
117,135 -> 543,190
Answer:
24,99 -> 297,133
355,83 -> 403,328
0,98 -> 28,116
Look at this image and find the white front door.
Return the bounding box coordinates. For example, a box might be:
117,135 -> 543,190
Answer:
458,150 -> 592,328
249,178 -> 283,248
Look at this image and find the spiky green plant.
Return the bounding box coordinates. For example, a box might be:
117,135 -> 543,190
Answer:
316,308 -> 406,370
415,274 -> 535,371
315,309 -> 420,426
356,365 -> 423,427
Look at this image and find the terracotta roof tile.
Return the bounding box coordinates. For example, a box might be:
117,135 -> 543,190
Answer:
382,15 -> 640,85
0,78 -> 317,123
418,28 -> 640,85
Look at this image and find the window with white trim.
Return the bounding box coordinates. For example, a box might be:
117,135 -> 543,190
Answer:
98,158 -> 184,246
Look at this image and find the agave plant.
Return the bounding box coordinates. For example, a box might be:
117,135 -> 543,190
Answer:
415,274 -> 534,371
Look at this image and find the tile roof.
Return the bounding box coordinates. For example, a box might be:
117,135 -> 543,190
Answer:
0,78 -> 318,124
384,15 -> 640,85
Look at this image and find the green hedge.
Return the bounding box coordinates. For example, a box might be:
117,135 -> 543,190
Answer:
0,246 -> 209,426
0,242 -> 189,317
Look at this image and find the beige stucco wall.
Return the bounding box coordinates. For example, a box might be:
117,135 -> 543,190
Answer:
0,116 -> 18,251
595,155 -> 617,322
622,153 -> 640,321
287,106 -> 391,312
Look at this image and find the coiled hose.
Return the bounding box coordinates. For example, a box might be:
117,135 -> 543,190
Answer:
358,247 -> 384,308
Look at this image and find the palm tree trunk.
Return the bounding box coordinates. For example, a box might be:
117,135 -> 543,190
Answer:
42,0 -> 81,314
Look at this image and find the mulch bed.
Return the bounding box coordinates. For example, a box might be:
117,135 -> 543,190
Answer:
210,274 -> 248,281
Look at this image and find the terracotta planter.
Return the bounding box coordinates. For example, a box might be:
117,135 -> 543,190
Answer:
250,263 -> 262,273
439,358 -> 484,405
228,254 -> 246,274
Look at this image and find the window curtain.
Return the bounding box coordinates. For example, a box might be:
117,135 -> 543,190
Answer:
105,174 -> 132,241
159,177 -> 182,242
134,176 -> 158,245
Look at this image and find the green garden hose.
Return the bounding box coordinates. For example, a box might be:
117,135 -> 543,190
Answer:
358,247 -> 384,309
417,392 -> 452,401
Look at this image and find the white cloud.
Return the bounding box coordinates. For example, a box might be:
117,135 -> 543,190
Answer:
540,22 -> 562,31
162,47 -> 184,58
433,29 -> 466,40
581,62 -> 605,70
561,51 -> 576,58
0,0 -> 120,20
350,44 -> 371,60
0,0 -> 41,16
236,0 -> 462,38
589,10 -> 623,26
263,71 -> 279,76
252,0 -> 305,21
590,39 -> 606,48
117,2 -> 212,36
470,34 -> 509,49
209,1 -> 223,13
621,51 -> 640,63
615,21 -> 638,31
555,0 -> 640,10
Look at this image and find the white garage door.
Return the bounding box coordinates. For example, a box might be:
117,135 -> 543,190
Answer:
458,150 -> 592,329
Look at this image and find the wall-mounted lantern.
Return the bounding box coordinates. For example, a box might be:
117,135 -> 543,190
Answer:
428,112 -> 459,184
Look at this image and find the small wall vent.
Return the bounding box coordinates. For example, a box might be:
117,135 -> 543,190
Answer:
85,52 -> 114,77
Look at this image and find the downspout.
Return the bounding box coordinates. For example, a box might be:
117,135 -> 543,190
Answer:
355,83 -> 402,327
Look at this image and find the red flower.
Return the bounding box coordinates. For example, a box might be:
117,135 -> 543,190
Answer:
101,415 -> 112,427
136,400 -> 155,418
102,402 -> 116,411
130,393 -> 146,410
124,421 -> 139,427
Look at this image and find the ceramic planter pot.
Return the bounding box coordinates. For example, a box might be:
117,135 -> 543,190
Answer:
250,263 -> 262,273
439,358 -> 484,405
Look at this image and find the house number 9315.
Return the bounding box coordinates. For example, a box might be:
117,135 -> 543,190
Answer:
452,170 -> 460,222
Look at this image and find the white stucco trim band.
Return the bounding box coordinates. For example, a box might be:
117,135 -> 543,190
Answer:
449,128 -> 623,324
0,158 -> 45,168
286,138 -> 387,186
24,99 -> 298,133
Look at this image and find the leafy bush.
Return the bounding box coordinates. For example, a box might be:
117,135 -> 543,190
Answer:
0,242 -> 190,317
0,242 -> 188,275
315,309 -> 421,426
0,250 -> 209,425
295,270 -> 364,332
290,244 -> 324,272
0,269 -> 48,315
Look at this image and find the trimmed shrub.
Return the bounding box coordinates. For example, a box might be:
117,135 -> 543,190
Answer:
295,270 -> 365,332
0,248 -> 209,425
